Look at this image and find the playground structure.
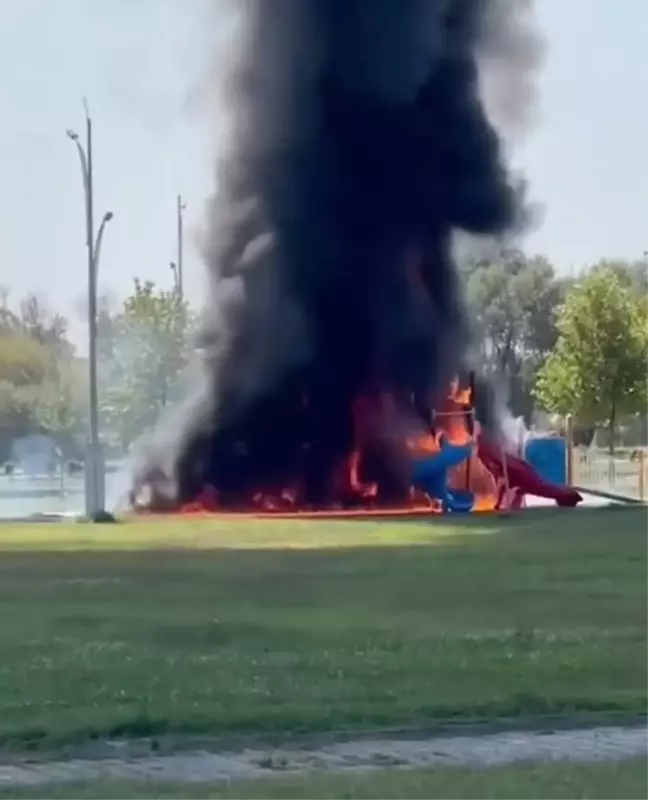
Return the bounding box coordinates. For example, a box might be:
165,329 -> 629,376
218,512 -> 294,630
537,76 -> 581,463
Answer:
407,383 -> 583,514
409,433 -> 584,514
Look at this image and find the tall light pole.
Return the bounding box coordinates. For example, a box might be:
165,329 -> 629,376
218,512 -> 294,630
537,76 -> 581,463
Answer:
169,261 -> 180,294
176,194 -> 186,299
66,102 -> 113,519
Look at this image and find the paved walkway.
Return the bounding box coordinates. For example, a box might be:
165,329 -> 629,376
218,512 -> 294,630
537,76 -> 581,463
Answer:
0,726 -> 645,789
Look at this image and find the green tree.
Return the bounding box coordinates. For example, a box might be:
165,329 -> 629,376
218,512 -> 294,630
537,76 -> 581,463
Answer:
19,293 -> 72,356
534,267 -> 647,453
0,291 -> 81,460
0,335 -> 54,455
0,335 -> 50,386
29,359 -> 87,443
97,293 -> 118,362
100,279 -> 193,452
462,248 -> 566,420
0,381 -> 35,450
590,258 -> 648,298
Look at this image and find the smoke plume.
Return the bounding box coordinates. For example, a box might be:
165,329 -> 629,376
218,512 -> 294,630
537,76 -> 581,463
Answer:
132,0 -> 542,510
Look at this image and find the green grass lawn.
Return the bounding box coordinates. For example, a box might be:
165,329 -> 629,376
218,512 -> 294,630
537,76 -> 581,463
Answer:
1,759 -> 646,799
0,506 -> 645,752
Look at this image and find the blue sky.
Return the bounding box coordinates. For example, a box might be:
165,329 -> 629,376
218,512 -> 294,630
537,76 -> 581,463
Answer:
0,0 -> 646,346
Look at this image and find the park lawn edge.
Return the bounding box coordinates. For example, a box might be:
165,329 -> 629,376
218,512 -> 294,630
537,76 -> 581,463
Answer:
0,506 -> 643,755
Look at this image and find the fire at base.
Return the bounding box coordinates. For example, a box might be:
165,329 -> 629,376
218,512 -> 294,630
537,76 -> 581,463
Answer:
131,375 -> 582,516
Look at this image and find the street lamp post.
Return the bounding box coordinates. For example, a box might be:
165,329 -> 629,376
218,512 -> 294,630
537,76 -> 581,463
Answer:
176,194 -> 186,300
66,104 -> 113,519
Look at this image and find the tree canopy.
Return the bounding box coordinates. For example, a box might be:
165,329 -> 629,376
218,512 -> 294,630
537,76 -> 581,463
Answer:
534,266 -> 647,451
100,279 -> 194,451
461,247 -> 568,420
0,291 -> 83,459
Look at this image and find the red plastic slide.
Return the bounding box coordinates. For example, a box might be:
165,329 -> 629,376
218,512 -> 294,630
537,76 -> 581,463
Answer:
477,437 -> 582,508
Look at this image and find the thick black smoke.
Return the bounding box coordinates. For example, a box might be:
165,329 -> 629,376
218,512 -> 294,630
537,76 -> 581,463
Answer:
133,0 -> 540,510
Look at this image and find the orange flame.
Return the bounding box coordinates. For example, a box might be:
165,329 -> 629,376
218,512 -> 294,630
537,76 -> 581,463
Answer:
140,377 -> 501,517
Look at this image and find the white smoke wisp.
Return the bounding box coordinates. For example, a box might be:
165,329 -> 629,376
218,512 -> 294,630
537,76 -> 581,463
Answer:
499,409 -> 528,456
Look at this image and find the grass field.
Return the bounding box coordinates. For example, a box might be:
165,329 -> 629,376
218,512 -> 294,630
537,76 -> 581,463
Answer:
0,506 -> 645,753
1,759 -> 646,799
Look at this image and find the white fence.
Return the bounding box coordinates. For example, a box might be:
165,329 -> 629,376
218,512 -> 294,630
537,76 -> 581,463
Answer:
571,447 -> 647,501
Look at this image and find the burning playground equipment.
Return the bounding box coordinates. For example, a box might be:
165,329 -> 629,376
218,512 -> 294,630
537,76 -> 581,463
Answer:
131,375 -> 582,517
130,0 -> 551,517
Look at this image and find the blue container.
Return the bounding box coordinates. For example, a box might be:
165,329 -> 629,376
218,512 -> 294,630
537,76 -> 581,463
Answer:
524,437 -> 566,485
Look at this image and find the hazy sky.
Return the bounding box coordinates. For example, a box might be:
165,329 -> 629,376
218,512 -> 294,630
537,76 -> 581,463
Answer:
0,0 -> 646,347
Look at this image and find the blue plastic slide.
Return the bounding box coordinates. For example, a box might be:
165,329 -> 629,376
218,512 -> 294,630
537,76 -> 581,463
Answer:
411,435 -> 475,512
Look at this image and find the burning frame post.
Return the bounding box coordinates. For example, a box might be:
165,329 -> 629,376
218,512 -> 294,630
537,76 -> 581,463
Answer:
66,100 -> 114,519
